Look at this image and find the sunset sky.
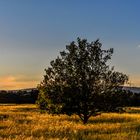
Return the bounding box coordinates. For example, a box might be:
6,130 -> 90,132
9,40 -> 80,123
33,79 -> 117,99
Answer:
0,0 -> 140,90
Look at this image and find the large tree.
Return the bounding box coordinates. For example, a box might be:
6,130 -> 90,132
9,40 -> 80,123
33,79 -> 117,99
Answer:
37,38 -> 128,124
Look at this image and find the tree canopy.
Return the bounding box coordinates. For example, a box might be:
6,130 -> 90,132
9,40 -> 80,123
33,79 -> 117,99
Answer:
37,38 -> 128,123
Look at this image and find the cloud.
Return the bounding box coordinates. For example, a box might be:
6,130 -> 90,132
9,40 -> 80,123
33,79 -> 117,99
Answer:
0,75 -> 40,90
138,45 -> 140,48
0,76 -> 15,83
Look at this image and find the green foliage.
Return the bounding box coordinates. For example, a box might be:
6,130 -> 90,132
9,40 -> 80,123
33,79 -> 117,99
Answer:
97,89 -> 133,113
37,38 -> 128,123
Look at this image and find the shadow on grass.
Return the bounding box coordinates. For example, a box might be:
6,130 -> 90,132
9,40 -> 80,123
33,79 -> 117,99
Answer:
126,109 -> 140,114
0,114 -> 9,120
12,107 -> 39,113
88,117 -> 134,124
57,115 -> 133,124
0,126 -> 7,130
132,124 -> 140,133
15,119 -> 32,124
58,117 -> 81,123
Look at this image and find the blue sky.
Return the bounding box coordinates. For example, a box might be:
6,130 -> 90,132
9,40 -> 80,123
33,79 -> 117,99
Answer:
0,0 -> 140,89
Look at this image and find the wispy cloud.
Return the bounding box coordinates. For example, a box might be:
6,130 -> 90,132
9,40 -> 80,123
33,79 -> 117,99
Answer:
0,75 -> 40,90
137,45 -> 140,48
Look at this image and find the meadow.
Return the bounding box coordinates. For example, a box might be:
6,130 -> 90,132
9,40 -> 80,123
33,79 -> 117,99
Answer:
0,105 -> 140,140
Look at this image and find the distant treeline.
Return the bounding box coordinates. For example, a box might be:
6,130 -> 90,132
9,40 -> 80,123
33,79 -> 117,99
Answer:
128,92 -> 140,106
97,89 -> 140,112
0,89 -> 38,104
0,88 -> 140,106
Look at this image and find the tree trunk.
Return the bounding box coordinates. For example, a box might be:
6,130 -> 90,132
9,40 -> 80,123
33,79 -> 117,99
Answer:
83,114 -> 88,124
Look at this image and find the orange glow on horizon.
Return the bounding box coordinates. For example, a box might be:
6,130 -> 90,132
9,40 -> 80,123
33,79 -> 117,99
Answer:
128,76 -> 140,87
0,75 -> 140,90
0,76 -> 39,90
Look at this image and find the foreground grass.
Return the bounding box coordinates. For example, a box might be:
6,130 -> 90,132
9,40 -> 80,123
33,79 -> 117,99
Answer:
0,105 -> 140,140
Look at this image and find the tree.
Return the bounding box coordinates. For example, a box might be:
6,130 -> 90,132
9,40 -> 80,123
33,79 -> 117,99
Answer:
37,38 -> 128,124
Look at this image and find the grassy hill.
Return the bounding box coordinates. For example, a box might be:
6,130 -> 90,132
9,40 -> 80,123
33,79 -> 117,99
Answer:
0,104 -> 140,139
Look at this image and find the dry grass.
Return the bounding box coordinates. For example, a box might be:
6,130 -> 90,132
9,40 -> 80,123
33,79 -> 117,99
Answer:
0,104 -> 140,140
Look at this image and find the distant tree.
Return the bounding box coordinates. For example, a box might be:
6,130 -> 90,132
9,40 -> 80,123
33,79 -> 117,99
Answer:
37,38 -> 128,124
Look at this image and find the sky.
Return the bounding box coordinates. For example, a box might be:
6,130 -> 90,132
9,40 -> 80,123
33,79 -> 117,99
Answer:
0,0 -> 140,90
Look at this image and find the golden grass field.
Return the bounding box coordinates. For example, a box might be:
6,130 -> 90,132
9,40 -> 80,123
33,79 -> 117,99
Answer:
0,104 -> 140,140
